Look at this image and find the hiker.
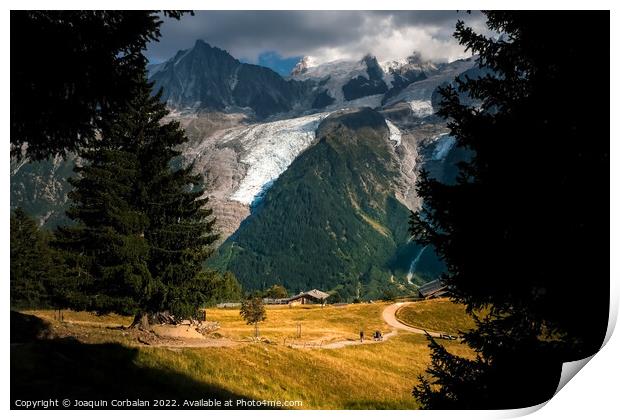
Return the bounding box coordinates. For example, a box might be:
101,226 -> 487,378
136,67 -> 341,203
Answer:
360,329 -> 364,343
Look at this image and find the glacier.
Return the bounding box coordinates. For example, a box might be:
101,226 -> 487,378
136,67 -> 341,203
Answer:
383,57 -> 476,112
227,112 -> 331,205
409,100 -> 434,117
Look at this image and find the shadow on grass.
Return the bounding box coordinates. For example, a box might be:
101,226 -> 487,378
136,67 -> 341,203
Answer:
10,312 -> 261,409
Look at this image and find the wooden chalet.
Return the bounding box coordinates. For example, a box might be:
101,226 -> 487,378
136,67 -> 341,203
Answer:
286,289 -> 330,305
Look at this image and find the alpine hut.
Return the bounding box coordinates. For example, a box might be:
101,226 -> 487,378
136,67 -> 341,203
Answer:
418,279 -> 449,299
286,289 -> 330,305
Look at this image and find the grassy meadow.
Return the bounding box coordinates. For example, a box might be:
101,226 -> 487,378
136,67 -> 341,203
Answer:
206,303 -> 389,344
395,298 -> 478,334
13,300 -> 476,409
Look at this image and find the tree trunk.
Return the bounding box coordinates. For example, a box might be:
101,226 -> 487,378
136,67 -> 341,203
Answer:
129,311 -> 177,330
130,313 -> 151,330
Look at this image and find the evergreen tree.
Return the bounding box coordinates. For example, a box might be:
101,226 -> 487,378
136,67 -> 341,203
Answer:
131,79 -> 219,323
55,147 -> 153,316
410,11 -> 609,409
45,246 -> 92,313
10,208 -> 52,308
56,75 -> 220,327
203,271 -> 243,305
10,208 -> 86,311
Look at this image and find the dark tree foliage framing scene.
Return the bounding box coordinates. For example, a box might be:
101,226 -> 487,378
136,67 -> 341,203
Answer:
9,9 -> 609,411
410,11 -> 609,409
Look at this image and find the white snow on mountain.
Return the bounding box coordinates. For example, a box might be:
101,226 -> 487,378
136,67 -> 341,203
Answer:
409,100 -> 434,117
290,56 -> 317,76
290,58 -> 369,103
379,58 -> 409,74
432,134 -> 456,160
226,112 -> 331,205
379,58 -> 407,88
380,53 -> 438,89
384,57 -> 475,110
385,119 -> 402,147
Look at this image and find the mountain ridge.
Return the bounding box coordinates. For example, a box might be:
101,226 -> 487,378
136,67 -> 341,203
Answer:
209,108 -> 443,298
149,39 -> 320,118
12,40 -> 479,298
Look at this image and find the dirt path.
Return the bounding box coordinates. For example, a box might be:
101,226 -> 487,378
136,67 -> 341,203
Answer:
382,302 -> 442,338
288,301 -> 439,350
289,330 -> 399,349
32,302 -> 443,350
159,302 -> 441,349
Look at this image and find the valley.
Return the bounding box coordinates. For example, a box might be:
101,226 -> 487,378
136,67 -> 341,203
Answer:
11,39 -> 478,300
10,10 -> 607,412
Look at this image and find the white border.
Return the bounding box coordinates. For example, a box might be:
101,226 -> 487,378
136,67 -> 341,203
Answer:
2,2 -> 617,419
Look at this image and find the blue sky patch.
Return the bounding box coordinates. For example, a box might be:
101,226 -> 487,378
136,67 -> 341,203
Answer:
256,51 -> 303,76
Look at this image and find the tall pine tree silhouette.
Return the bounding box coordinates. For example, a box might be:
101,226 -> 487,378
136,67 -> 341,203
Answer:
56,75 -> 218,327
411,11 -> 609,409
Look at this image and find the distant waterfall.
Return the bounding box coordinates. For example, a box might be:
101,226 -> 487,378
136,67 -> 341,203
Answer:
406,245 -> 428,284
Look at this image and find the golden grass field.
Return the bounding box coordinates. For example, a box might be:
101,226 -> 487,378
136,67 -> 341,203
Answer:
16,300 -> 476,409
206,303 -> 389,344
395,298 -> 478,335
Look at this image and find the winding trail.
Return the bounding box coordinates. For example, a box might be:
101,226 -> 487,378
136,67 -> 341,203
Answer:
33,302 -> 443,350
382,302 -> 442,338
289,301 -> 443,349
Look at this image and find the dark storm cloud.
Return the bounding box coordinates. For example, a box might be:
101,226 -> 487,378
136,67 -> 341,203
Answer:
375,10 -> 475,28
145,11 -> 487,65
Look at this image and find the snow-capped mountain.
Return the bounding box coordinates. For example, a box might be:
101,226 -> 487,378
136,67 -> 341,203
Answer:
148,40 -> 320,118
383,57 -> 478,117
13,39 -> 482,298
380,52 -> 437,86
289,51 -> 444,110
290,56 -> 315,76
17,41 -> 480,232
289,54 -> 388,104
148,41 -> 478,122
380,52 -> 440,105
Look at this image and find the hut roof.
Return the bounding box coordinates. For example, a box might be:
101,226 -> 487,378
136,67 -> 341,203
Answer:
418,279 -> 447,298
287,289 -> 330,302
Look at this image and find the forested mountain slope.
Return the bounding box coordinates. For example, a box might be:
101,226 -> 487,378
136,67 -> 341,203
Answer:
211,108 -> 443,299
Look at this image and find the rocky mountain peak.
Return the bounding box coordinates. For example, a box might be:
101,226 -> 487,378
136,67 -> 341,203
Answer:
291,56 -> 311,76
361,53 -> 380,69
381,51 -> 437,75
406,51 -> 424,65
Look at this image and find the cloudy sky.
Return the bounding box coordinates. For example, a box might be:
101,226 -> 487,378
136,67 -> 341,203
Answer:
145,11 -> 489,74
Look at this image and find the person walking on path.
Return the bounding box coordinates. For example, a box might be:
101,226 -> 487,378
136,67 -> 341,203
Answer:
360,329 -> 365,343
